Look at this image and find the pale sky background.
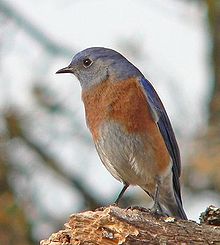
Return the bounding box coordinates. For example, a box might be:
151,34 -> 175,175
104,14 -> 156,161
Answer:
1,0 -> 218,241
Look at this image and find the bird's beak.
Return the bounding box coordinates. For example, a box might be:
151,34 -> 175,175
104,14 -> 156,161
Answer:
56,66 -> 73,74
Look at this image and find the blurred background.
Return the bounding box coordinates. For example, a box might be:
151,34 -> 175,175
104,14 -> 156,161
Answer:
0,0 -> 220,244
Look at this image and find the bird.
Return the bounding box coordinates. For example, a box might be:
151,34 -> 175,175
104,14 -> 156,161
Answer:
56,47 -> 187,220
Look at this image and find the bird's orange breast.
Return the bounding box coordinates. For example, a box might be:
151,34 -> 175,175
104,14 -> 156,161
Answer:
82,77 -> 170,172
82,78 -> 154,138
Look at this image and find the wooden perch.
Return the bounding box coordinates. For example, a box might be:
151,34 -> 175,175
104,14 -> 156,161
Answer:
40,205 -> 220,244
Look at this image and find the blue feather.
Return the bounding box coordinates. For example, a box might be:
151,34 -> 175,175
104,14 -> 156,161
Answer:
140,77 -> 182,204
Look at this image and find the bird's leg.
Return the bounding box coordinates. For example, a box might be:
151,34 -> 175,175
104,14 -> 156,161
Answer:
114,183 -> 129,205
126,189 -> 152,212
151,177 -> 163,215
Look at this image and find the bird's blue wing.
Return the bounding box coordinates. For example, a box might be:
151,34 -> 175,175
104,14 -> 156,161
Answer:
140,77 -> 182,204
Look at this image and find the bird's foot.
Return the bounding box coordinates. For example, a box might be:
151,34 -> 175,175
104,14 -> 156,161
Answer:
95,202 -> 119,211
150,203 -> 165,217
126,205 -> 149,213
95,206 -> 106,211
112,202 -> 118,206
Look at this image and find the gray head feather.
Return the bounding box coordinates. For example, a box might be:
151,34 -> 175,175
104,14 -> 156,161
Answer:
57,47 -> 143,90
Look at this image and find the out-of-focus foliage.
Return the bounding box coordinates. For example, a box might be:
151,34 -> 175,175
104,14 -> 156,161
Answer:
186,0 -> 220,193
0,139 -> 32,245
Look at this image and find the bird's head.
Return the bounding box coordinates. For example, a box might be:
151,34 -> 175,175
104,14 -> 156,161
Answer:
56,47 -> 142,91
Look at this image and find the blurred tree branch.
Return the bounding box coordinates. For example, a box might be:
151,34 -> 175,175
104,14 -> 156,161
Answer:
186,0 -> 220,191
4,110 -> 102,210
32,85 -> 91,146
0,0 -> 73,57
206,0 -> 220,125
0,133 -> 33,245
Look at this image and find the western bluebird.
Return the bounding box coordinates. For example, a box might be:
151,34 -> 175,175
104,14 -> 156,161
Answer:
56,47 -> 187,220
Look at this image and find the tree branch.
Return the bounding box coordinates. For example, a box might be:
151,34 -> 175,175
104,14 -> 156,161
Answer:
0,0 -> 73,56
4,111 -> 102,209
40,205 -> 220,245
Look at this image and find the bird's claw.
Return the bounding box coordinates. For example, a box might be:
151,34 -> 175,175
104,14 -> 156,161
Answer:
126,205 -> 149,213
150,203 -> 166,217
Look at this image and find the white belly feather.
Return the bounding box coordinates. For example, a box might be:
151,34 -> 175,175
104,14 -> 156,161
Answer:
95,122 -> 171,189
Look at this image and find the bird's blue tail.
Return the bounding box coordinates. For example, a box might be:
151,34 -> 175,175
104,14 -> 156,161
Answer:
162,190 -> 187,220
173,190 -> 187,220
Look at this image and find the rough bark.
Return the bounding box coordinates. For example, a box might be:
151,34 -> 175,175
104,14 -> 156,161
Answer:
40,205 -> 220,245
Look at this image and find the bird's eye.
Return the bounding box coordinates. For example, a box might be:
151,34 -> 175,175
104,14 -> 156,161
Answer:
83,58 -> 93,68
